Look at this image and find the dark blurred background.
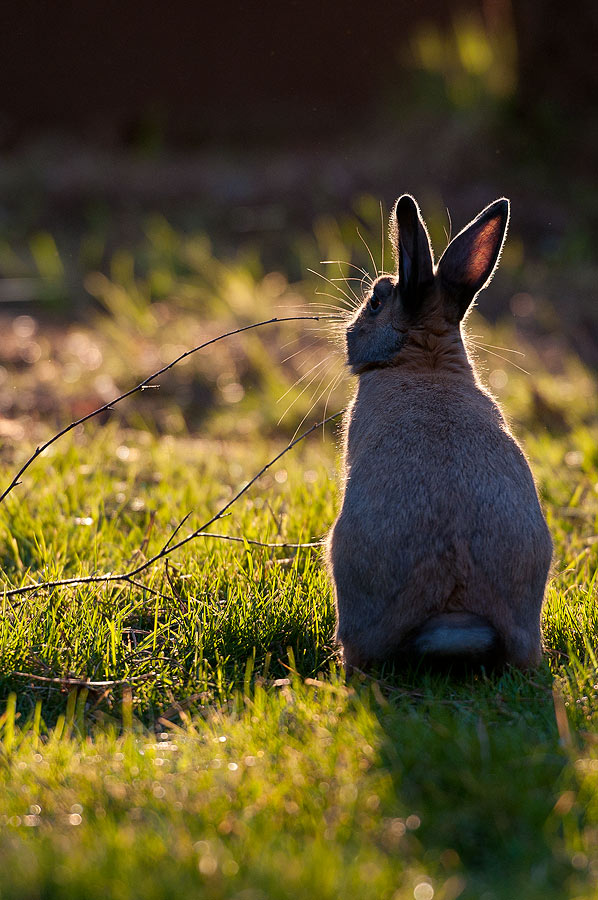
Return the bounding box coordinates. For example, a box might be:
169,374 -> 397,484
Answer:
2,0 -> 597,259
0,0 -> 596,437
4,1 -> 598,148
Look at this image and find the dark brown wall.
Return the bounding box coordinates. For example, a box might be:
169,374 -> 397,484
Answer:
3,2 -> 595,147
1,1 -> 459,145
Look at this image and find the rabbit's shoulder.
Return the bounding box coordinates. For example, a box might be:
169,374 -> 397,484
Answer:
345,370 -> 509,455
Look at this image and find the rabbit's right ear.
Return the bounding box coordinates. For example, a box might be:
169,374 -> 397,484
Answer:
438,198 -> 510,321
392,194 -> 435,310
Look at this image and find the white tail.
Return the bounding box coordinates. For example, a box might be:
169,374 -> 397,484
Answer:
411,612 -> 499,657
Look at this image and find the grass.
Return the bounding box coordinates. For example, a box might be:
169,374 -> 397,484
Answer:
0,214 -> 597,898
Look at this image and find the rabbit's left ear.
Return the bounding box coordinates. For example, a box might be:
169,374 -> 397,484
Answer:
393,194 -> 435,310
438,198 -> 510,321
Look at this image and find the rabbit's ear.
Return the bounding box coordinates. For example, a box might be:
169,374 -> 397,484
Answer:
438,198 -> 510,320
393,194 -> 434,309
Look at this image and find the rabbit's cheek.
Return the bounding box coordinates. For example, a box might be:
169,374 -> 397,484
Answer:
346,322 -> 403,371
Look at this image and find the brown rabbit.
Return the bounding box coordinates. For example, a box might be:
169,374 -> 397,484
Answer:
326,195 -> 552,669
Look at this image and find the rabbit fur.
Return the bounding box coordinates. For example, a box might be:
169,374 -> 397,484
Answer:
326,195 -> 552,669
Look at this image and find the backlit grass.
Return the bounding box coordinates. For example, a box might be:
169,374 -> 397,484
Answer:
0,222 -> 597,898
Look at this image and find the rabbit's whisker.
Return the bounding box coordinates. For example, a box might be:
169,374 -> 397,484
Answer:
279,333 -> 308,351
301,324 -> 344,338
281,337 -> 324,365
327,276 -> 370,283
277,354 -> 333,406
335,261 -> 362,306
278,357 -> 335,427
310,299 -> 354,314
308,268 -> 357,306
469,343 -> 530,375
290,343 -> 329,373
276,303 -> 345,317
279,306 -> 348,321
468,337 -> 525,357
356,227 -> 379,280
314,290 -> 357,312
322,368 -> 346,439
320,259 -> 372,281
290,360 -> 342,442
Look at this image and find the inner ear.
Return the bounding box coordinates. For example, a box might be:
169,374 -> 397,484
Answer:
438,198 -> 510,320
462,216 -> 507,288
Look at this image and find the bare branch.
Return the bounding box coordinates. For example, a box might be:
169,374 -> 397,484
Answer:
2,410 -> 342,599
161,525 -> 322,557
191,532 -> 324,549
0,315 -> 336,505
122,411 -> 342,580
13,671 -> 156,688
159,511 -> 193,556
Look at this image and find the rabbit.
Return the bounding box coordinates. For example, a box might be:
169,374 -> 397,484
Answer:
326,194 -> 553,670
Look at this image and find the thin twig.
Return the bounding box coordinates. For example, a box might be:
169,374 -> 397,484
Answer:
166,530 -> 323,550
123,576 -> 174,603
200,533 -> 323,549
1,410 -> 343,599
159,511 -> 193,556
12,671 -> 156,688
0,315 -> 336,505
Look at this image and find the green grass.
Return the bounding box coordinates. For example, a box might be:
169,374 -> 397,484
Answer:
0,219 -> 598,898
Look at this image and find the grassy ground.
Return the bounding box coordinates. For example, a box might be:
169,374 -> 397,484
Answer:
0,216 -> 597,898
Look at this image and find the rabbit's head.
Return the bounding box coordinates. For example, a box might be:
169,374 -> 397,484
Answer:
345,195 -> 510,373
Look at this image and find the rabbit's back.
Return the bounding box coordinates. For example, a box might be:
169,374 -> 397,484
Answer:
341,369 -> 544,536
328,368 -> 552,667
